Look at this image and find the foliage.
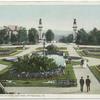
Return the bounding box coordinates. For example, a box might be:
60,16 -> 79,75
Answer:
0,29 -> 8,44
10,31 -> 18,43
46,44 -> 58,53
0,27 -> 39,44
60,28 -> 100,45
76,28 -> 100,45
59,34 -> 73,43
12,55 -> 57,73
76,28 -> 89,44
89,66 -> 100,82
17,27 -> 27,43
45,29 -> 54,42
28,28 -> 39,44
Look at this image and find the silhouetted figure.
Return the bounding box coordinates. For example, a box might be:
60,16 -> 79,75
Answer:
39,18 -> 42,25
80,59 -> 84,67
73,18 -> 76,24
68,57 -> 72,64
79,77 -> 84,92
86,75 -> 91,92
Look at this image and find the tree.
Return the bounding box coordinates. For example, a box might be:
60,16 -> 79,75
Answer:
89,28 -> 99,45
17,27 -> 27,43
45,29 -> 54,42
10,31 -> 18,43
66,34 -> 73,43
59,34 -> 73,43
12,54 -> 57,73
76,28 -> 89,44
59,36 -> 67,43
28,28 -> 39,44
0,29 -> 8,44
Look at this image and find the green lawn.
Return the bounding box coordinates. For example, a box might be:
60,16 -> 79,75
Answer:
0,50 -> 22,57
36,47 -> 67,52
10,50 -> 22,56
0,60 -> 12,76
77,50 -> 100,59
71,61 -> 80,65
0,62 -> 77,87
4,79 -> 57,87
0,59 -> 12,66
89,66 -> 100,82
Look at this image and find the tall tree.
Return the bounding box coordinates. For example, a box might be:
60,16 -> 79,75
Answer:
45,29 -> 54,42
10,31 -> 18,43
28,28 -> 39,44
17,27 -> 27,43
76,28 -> 89,44
0,29 -> 8,44
89,28 -> 98,45
59,34 -> 73,43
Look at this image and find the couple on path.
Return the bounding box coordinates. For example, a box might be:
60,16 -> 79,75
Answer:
80,75 -> 91,92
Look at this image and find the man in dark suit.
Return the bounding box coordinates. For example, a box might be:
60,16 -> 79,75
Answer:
80,76 -> 84,92
86,75 -> 91,92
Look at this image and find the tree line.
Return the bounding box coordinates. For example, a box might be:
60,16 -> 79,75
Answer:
59,28 -> 100,45
0,27 -> 55,44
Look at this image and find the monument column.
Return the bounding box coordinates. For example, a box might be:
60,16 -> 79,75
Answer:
72,18 -> 77,42
38,18 -> 43,42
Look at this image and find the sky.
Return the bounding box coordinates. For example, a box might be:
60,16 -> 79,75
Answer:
0,5 -> 100,31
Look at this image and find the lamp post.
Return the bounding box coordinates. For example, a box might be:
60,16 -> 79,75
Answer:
72,18 -> 78,43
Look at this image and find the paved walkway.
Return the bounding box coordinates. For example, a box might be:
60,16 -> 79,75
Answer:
69,43 -> 100,94
0,64 -> 7,71
67,44 -> 80,58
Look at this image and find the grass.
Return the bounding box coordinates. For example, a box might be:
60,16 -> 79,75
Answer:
36,47 -> 43,51
0,63 -> 77,87
4,79 -> 57,87
0,50 -> 22,57
10,50 -> 22,56
0,60 -> 13,76
77,50 -> 100,59
65,64 -> 76,80
89,66 -> 100,82
36,47 -> 67,52
0,59 -> 12,66
71,61 -> 80,65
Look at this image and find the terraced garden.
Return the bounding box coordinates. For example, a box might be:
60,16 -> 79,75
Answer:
76,47 -> 100,58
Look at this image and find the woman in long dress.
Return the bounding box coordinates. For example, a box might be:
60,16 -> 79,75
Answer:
83,59 -> 87,68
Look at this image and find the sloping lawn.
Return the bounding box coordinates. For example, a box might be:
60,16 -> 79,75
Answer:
89,66 -> 100,82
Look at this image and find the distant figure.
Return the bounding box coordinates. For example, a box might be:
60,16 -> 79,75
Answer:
79,77 -> 84,92
83,59 -> 87,68
80,59 -> 84,67
39,18 -> 42,25
86,75 -> 91,92
68,57 -> 72,64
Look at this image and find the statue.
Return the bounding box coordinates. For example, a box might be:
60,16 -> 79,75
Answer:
39,18 -> 42,25
73,18 -> 76,24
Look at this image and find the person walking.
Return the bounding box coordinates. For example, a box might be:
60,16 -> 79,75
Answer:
83,59 -> 87,68
80,59 -> 84,68
79,76 -> 84,92
86,75 -> 91,92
